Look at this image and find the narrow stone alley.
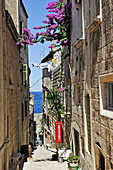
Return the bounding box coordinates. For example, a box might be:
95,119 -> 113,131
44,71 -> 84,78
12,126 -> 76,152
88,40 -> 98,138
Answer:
23,146 -> 68,170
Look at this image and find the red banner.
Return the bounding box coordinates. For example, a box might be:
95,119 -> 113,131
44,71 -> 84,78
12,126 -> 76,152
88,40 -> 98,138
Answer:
55,121 -> 62,143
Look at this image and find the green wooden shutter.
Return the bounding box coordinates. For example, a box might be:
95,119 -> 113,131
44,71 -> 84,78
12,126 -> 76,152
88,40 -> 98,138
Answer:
86,94 -> 91,153
23,64 -> 28,86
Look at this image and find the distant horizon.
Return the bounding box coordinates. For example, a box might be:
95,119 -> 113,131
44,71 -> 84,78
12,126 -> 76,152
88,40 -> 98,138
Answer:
30,91 -> 42,92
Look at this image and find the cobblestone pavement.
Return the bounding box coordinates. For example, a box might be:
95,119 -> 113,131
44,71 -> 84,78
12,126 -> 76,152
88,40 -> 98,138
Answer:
23,146 -> 68,170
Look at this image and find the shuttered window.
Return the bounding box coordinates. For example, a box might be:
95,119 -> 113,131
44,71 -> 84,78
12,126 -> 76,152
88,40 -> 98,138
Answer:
25,101 -> 27,117
22,103 -> 24,122
7,115 -> 9,138
75,0 -> 83,39
74,130 -> 80,156
86,94 -> 91,153
95,0 -> 100,16
20,20 -> 24,35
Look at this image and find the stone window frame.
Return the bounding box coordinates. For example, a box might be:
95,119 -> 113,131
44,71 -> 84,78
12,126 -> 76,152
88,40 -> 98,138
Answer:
73,0 -> 85,49
83,90 -> 93,156
94,143 -> 106,170
99,73 -> 113,119
71,122 -> 83,157
88,0 -> 102,33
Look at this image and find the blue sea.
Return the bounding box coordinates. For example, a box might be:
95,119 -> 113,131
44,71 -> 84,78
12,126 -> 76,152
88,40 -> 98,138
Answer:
30,91 -> 42,113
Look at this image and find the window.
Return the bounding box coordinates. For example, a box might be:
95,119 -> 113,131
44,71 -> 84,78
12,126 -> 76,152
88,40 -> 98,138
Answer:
7,115 -> 9,138
9,67 -> 13,85
99,74 -> 113,119
95,144 -> 105,170
47,115 -> 49,128
81,136 -> 85,155
22,64 -> 28,86
74,129 -> 80,156
20,20 -> 24,35
95,0 -> 100,16
67,85 -> 71,109
22,103 -> 24,122
75,0 -> 83,39
107,83 -> 113,108
85,94 -> 91,153
25,101 -> 27,117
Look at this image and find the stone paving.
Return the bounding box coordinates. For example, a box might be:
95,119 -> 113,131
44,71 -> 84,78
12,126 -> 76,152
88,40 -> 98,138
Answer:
23,146 -> 68,170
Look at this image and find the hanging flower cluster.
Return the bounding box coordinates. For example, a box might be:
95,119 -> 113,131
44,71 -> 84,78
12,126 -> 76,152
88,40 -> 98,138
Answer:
16,0 -> 71,51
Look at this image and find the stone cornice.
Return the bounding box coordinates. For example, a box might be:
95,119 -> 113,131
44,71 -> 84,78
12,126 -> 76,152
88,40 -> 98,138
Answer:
74,37 -> 84,49
88,15 -> 102,33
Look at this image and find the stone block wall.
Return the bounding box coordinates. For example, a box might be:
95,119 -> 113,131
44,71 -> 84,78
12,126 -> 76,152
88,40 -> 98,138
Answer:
70,0 -> 113,169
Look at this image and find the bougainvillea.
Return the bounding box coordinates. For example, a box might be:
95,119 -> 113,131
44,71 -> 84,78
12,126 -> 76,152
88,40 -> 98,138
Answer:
16,0 -> 71,52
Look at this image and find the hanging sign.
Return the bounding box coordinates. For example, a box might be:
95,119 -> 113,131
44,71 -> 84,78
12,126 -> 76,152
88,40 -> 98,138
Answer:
55,121 -> 62,143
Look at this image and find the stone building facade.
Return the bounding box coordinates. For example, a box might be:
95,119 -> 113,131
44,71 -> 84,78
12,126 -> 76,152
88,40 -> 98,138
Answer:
42,47 -> 72,148
0,0 -> 29,169
70,0 -> 113,169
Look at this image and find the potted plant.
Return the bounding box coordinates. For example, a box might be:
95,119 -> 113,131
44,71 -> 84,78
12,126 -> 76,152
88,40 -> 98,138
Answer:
67,154 -> 81,170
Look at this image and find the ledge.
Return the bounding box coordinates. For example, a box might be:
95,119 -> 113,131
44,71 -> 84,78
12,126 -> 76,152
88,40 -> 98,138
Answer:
74,38 -> 84,49
88,15 -> 102,33
100,108 -> 113,119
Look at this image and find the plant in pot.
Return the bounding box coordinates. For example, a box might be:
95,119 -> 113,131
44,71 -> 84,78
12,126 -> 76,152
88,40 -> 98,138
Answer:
67,154 -> 81,170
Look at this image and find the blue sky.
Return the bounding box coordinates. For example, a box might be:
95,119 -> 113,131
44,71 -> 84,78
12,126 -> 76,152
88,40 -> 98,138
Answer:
23,0 -> 52,92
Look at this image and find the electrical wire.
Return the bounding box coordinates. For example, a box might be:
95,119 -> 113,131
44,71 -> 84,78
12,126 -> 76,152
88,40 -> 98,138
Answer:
30,77 -> 42,88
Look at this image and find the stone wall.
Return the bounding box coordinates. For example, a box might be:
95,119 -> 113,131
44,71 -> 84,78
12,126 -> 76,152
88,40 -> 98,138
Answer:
70,0 -> 113,169
0,0 -> 6,169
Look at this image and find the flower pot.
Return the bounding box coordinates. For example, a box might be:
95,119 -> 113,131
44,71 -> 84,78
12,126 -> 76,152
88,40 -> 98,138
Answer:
68,161 -> 79,170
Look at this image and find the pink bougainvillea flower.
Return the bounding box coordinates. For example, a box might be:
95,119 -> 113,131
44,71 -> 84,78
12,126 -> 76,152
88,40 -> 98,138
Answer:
48,44 -> 55,48
56,40 -> 61,43
78,156 -> 80,159
48,45 -> 53,48
16,42 -> 19,45
47,30 -> 51,33
29,42 -> 33,45
42,20 -> 50,24
64,41 -> 67,44
27,40 -> 33,45
46,2 -> 57,9
22,35 -> 25,38
50,24 -> 57,29
29,35 -> 34,40
56,14 -> 63,20
69,155 -> 72,158
21,43 -> 24,46
46,14 -> 55,22
33,26 -> 43,29
23,28 -> 30,32
40,32 -> 46,35
35,32 -> 40,38
58,9 -> 64,15
21,38 -> 25,43
48,7 -> 59,13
